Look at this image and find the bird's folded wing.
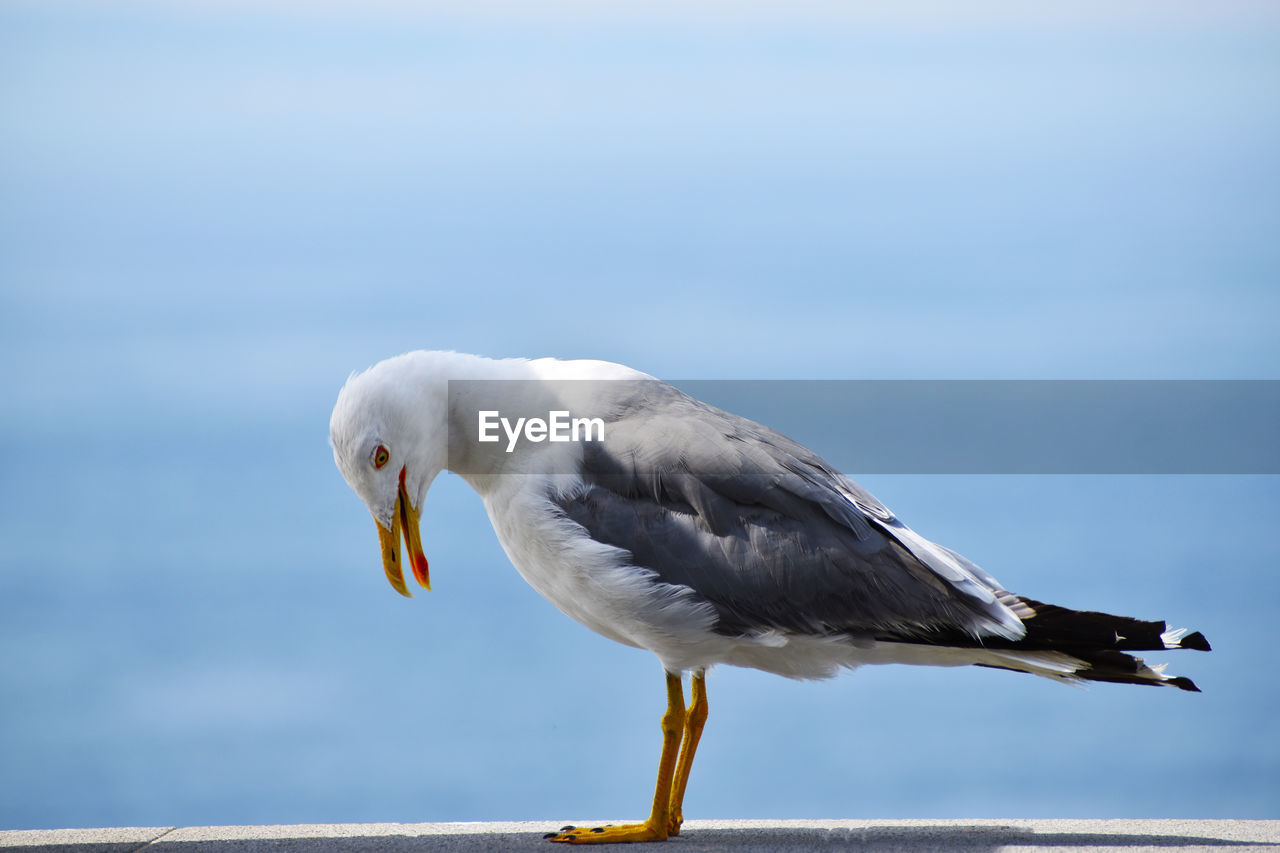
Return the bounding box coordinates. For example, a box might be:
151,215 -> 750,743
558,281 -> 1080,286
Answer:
549,380 -> 1025,642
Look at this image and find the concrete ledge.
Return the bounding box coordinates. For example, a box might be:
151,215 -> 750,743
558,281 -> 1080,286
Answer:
1,820 -> 1277,852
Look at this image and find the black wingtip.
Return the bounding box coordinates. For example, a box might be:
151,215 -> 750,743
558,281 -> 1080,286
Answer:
1179,631 -> 1212,652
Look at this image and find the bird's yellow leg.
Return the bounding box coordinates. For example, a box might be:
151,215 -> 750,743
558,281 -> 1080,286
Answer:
546,672 -> 685,844
667,669 -> 708,836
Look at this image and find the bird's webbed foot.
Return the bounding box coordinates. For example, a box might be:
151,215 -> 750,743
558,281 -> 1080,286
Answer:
544,821 -> 668,843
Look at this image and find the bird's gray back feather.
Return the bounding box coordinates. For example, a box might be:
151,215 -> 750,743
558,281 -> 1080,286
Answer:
549,381 -> 1023,642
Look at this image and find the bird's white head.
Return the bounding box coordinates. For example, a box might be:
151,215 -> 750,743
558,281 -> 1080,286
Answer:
329,351 -> 452,597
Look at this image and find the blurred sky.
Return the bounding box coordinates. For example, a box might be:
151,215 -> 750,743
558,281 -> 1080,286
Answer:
1,0 -> 1278,831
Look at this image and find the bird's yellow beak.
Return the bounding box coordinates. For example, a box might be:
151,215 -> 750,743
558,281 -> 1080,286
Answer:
376,468 -> 431,597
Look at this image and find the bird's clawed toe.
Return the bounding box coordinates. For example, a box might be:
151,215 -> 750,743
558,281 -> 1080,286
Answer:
545,822 -> 662,843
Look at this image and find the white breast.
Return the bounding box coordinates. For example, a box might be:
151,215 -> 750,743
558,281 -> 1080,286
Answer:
478,473 -> 731,671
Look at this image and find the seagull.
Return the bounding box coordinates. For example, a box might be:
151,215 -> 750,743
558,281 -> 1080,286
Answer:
329,350 -> 1210,845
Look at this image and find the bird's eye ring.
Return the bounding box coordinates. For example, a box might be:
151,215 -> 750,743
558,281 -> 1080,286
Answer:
372,445 -> 391,469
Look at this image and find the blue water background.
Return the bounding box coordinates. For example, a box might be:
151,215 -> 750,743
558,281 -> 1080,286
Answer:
2,2 -> 1277,828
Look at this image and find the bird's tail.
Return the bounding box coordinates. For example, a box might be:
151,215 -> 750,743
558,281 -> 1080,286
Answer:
964,596 -> 1211,692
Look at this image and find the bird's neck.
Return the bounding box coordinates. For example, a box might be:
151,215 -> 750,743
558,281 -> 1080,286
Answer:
434,354 -> 544,487
420,351 -> 645,495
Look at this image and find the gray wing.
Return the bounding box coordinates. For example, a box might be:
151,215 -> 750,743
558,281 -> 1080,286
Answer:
550,381 -> 1025,642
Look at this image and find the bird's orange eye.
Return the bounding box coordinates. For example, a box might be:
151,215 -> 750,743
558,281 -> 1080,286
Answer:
372,445 -> 390,469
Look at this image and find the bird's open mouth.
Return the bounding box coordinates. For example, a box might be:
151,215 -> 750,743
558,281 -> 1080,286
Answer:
376,467 -> 430,596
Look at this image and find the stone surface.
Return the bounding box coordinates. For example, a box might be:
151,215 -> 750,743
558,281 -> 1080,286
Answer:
0,827 -> 173,853
1,820 -> 1277,852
